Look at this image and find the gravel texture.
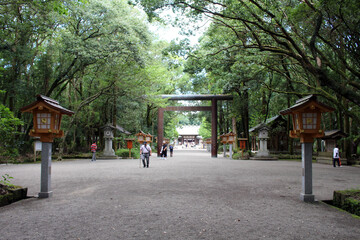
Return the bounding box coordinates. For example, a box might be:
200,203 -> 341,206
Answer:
1,149 -> 360,240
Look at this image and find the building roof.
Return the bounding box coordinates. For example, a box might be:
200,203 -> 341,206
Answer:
249,115 -> 285,133
322,130 -> 348,140
177,125 -> 200,135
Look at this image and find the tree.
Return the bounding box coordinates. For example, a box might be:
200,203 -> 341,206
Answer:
0,99 -> 23,157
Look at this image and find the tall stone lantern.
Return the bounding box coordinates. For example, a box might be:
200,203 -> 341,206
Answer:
256,125 -> 270,157
21,95 -> 74,198
280,95 -> 334,202
102,123 -> 116,157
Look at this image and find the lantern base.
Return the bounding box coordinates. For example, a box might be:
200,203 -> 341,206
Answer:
38,191 -> 53,198
300,193 -> 315,203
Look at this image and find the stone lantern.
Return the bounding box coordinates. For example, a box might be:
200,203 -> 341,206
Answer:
280,95 -> 334,202
257,125 -> 270,157
102,123 -> 116,157
21,95 -> 73,198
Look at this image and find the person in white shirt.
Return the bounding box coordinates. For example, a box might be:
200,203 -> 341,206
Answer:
333,145 -> 341,167
140,142 -> 152,168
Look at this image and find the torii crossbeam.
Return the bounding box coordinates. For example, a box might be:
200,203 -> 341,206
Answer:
158,95 -> 233,157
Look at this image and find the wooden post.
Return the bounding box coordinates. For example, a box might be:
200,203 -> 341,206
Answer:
211,98 -> 218,158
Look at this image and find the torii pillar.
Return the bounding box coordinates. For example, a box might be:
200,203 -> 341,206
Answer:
157,95 -> 233,158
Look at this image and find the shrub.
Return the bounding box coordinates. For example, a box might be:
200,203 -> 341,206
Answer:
116,149 -> 140,159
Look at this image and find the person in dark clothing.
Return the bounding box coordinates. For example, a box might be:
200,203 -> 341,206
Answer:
169,144 -> 174,157
160,141 -> 167,159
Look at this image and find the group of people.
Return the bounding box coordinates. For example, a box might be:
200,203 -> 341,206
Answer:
140,141 -> 174,168
92,141 -> 342,168
159,141 -> 174,159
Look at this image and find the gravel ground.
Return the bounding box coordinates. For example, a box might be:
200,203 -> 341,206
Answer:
1,149 -> 360,240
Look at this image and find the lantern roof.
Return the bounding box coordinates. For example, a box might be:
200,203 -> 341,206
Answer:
20,94 -> 74,115
279,95 -> 334,115
249,115 -> 285,133
135,130 -> 147,136
321,130 -> 348,140
101,123 -> 131,135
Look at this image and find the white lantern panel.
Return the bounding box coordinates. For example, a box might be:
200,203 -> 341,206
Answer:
37,113 -> 51,129
302,113 -> 317,129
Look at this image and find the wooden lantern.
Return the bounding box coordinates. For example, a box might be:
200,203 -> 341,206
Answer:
226,132 -> 236,144
280,95 -> 334,143
145,133 -> 153,143
219,134 -> 228,144
20,95 -> 74,142
135,131 -> 147,143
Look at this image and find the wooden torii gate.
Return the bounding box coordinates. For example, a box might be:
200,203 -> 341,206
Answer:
157,95 -> 233,158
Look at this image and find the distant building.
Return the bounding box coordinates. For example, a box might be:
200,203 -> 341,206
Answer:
177,125 -> 201,145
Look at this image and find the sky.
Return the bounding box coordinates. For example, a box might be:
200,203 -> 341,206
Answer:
148,8 -> 210,45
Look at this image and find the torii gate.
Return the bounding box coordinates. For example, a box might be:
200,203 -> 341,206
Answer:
157,95 -> 233,158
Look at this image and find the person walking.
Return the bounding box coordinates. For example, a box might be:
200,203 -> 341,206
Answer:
333,144 -> 341,167
160,141 -> 167,160
91,141 -> 97,162
140,142 -> 152,168
169,144 -> 174,157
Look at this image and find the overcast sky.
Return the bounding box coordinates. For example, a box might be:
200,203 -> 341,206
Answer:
148,8 -> 210,45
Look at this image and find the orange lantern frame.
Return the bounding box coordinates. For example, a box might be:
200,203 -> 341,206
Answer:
219,134 -> 228,144
226,132 -> 236,144
280,95 -> 334,143
135,131 -> 147,143
20,95 -> 74,142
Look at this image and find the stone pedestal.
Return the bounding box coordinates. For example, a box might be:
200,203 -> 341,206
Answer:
250,125 -> 277,160
301,142 -> 315,202
39,142 -> 53,198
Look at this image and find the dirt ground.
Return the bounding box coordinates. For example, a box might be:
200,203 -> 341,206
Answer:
1,149 -> 360,240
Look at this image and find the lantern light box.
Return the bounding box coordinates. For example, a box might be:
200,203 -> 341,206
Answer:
226,132 -> 236,144
280,95 -> 334,143
20,95 -> 74,142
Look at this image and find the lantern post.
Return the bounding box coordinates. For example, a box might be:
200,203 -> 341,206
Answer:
21,95 -> 74,198
219,134 -> 228,157
226,132 -> 236,159
280,95 -> 334,202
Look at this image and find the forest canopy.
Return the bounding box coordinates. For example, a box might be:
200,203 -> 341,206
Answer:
1,0 -> 360,159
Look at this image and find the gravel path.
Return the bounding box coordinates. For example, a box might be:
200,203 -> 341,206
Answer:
1,149 -> 360,240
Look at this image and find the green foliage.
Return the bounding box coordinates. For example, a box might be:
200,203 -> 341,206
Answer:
198,117 -> 211,139
116,149 -> 140,159
0,174 -> 14,187
333,189 -> 360,217
0,102 -> 23,157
